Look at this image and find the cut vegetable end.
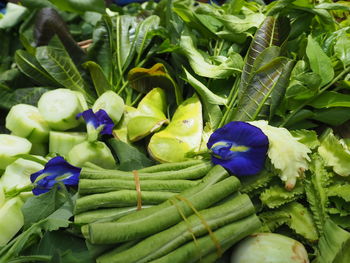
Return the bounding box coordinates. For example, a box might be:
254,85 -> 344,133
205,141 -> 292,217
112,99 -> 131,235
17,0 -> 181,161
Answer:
6,104 -> 50,143
93,91 -> 125,124
38,89 -> 83,130
0,135 -> 32,170
67,141 -> 116,169
49,131 -> 87,157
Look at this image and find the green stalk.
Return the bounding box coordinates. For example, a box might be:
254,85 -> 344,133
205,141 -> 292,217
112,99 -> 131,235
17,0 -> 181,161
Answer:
280,67 -> 350,127
75,190 -> 175,214
86,176 -> 240,244
78,179 -> 199,195
150,215 -> 261,263
138,160 -> 207,173
97,194 -> 255,263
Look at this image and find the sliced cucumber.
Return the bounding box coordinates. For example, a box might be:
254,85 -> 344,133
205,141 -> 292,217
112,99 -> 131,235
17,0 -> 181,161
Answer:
6,104 -> 50,143
0,135 -> 32,170
0,186 -> 4,207
30,143 -> 48,156
67,141 -> 116,169
93,91 -> 124,124
38,89 -> 83,131
49,131 -> 87,157
0,158 -> 44,192
0,197 -> 24,246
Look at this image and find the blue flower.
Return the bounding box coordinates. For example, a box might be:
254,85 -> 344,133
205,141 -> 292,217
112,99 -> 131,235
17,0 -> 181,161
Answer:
77,109 -> 114,137
30,156 -> 81,195
207,121 -> 269,176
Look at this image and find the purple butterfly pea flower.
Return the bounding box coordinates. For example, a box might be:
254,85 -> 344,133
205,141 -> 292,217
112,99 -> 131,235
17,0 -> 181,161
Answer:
77,109 -> 114,136
207,121 -> 269,176
30,156 -> 81,195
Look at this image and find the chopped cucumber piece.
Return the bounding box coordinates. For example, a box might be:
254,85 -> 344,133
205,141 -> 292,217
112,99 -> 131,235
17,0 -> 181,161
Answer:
30,143 -> 48,156
93,91 -> 124,124
0,186 -> 4,207
49,131 -> 87,157
0,158 -> 44,192
0,197 -> 24,246
67,141 -> 116,169
0,135 -> 32,170
38,89 -> 83,131
6,104 -> 50,143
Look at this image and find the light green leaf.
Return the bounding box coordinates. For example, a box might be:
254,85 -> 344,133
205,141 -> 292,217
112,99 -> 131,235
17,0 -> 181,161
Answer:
290,129 -> 319,149
0,3 -> 28,29
318,129 -> 350,177
315,3 -> 350,11
335,34 -> 350,67
260,182 -> 304,209
218,13 -> 265,34
306,35 -> 334,87
180,32 -> 243,79
48,0 -> 105,14
328,184 -> 350,202
304,153 -> 331,235
317,220 -> 350,263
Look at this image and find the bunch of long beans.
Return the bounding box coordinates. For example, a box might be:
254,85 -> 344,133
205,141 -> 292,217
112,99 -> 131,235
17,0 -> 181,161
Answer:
74,161 -> 261,262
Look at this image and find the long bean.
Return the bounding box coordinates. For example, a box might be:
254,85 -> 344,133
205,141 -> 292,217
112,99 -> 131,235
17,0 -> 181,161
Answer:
87,176 -> 240,244
78,179 -> 199,195
149,215 -> 261,263
138,160 -> 208,173
75,206 -> 152,225
75,190 -> 175,214
96,194 -> 255,263
80,161 -> 212,180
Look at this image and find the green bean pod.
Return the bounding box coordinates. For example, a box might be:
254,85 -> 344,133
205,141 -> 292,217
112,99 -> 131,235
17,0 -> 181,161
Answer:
75,206 -> 152,225
80,161 -> 212,181
138,160 -> 208,173
75,190 -> 175,214
86,176 -> 240,244
97,194 -> 255,263
78,179 -> 199,195
150,215 -> 261,263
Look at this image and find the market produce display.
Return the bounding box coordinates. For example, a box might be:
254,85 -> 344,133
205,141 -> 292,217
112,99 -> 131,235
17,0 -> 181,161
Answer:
1,0 -> 350,262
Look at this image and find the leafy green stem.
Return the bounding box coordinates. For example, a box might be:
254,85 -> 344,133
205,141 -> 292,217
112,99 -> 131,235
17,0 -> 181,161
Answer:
8,255 -> 52,263
281,66 -> 350,127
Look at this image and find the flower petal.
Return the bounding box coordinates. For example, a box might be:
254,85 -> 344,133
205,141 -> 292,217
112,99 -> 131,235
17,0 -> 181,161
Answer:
77,109 -> 99,129
95,109 -> 114,135
207,121 -> 269,176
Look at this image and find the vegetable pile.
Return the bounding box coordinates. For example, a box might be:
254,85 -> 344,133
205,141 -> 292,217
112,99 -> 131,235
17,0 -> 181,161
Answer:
0,0 -> 350,262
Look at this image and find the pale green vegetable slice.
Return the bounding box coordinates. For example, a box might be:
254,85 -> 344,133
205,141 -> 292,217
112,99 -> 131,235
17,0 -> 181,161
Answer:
0,197 -> 24,246
38,89 -> 83,130
0,186 -> 4,207
148,95 -> 203,163
127,88 -> 169,142
6,104 -> 50,143
0,158 -> 43,193
0,135 -> 32,170
113,106 -> 140,143
49,131 -> 87,157
67,141 -> 116,169
93,91 -> 125,124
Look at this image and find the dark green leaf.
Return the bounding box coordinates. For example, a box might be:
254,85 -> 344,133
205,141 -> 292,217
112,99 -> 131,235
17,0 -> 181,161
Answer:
313,108 -> 350,126
309,91 -> 350,109
21,186 -> 66,229
0,87 -> 50,110
306,35 -> 334,87
230,57 -> 293,121
15,50 -> 62,87
107,138 -> 154,171
36,45 -> 94,101
83,61 -> 111,96
239,16 -> 290,99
